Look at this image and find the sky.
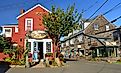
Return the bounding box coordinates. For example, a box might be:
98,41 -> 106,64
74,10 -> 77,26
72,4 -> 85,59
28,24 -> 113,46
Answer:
0,0 -> 121,27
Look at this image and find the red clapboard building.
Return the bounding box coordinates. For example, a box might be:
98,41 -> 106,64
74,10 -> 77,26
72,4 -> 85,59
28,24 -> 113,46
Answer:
1,4 -> 54,61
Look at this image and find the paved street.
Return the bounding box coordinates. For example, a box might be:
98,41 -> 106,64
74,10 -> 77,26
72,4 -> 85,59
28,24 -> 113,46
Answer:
4,60 -> 121,73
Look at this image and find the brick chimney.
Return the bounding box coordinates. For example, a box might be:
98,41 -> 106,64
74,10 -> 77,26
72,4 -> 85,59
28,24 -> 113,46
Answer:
20,9 -> 25,14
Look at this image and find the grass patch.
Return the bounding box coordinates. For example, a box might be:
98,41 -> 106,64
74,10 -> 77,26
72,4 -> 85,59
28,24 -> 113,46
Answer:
113,62 -> 121,64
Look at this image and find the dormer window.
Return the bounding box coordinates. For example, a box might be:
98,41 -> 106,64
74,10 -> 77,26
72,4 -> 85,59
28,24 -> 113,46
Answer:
25,18 -> 33,31
94,24 -> 99,30
106,25 -> 109,31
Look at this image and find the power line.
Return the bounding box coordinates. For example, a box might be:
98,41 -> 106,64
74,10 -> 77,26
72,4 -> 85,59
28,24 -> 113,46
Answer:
82,0 -> 99,13
85,14 -> 121,35
69,15 -> 121,44
95,15 -> 121,34
66,0 -> 109,38
80,0 -> 109,31
46,0 -> 109,39
87,0 -> 109,20
103,2 -> 121,15
92,2 -> 121,21
80,0 -> 109,26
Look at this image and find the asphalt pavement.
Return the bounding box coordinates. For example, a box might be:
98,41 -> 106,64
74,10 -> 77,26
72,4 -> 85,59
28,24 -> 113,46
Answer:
5,60 -> 121,73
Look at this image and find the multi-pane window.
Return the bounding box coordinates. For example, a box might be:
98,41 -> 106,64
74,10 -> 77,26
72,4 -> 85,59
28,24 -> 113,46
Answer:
46,42 -> 51,52
25,18 -> 33,31
34,42 -> 37,51
28,42 -> 31,52
27,20 -> 31,31
94,24 -> 99,30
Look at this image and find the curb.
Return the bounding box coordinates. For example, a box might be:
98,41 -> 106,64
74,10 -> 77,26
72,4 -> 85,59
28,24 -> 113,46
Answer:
9,65 -> 25,68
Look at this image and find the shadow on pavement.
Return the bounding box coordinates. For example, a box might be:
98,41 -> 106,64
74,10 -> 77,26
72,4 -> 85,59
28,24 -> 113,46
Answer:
65,58 -> 78,61
29,62 -> 40,68
0,61 -> 11,73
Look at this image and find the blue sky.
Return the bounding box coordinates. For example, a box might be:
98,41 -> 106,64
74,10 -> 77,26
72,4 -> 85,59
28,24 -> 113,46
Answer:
0,0 -> 121,27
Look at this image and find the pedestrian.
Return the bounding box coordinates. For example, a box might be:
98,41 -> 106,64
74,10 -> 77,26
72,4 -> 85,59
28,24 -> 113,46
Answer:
33,49 -> 39,62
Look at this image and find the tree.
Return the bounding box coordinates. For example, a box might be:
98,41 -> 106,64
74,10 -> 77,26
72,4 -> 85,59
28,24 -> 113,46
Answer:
0,35 -> 11,50
43,5 -> 82,53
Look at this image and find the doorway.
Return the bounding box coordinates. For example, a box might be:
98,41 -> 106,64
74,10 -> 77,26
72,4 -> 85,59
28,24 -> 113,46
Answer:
38,42 -> 43,59
79,49 -> 84,56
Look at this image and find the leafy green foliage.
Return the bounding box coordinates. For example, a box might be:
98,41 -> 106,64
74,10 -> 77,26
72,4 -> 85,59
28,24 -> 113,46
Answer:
4,46 -> 26,65
0,35 -> 11,49
3,49 -> 15,54
43,5 -> 82,45
4,57 -> 25,65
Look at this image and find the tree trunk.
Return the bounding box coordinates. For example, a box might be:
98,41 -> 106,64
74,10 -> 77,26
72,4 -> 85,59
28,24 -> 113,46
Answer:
53,40 -> 60,58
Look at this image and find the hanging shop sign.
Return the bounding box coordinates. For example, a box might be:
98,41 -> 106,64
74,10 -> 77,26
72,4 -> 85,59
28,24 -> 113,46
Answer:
30,30 -> 47,39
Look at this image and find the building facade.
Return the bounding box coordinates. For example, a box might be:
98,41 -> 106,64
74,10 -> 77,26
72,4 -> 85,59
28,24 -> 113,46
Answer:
1,4 -> 54,61
61,15 -> 119,58
83,15 -> 118,57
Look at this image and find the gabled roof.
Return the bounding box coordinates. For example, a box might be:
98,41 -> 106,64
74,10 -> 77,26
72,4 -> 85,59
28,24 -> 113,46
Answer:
84,15 -> 117,31
84,15 -> 105,31
16,4 -> 51,19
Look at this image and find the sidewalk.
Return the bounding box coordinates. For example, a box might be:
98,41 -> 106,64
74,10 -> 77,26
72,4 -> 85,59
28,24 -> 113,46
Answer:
31,62 -> 46,68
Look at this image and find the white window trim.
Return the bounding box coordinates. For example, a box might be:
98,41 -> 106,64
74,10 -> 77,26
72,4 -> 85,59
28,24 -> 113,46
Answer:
46,42 -> 52,53
106,25 -> 110,31
94,24 -> 99,30
28,39 -> 53,54
15,26 -> 18,32
25,18 -> 33,31
4,28 -> 12,37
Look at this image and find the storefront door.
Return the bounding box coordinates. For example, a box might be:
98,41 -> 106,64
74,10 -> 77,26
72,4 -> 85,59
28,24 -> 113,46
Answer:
38,42 -> 43,59
28,39 -> 53,62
